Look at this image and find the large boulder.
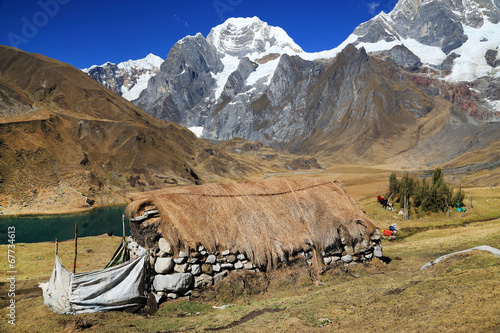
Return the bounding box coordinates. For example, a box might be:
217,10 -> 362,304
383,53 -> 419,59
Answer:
153,273 -> 193,293
155,257 -> 174,274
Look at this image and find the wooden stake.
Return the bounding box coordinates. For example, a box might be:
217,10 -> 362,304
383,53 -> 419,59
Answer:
73,224 -> 78,274
404,192 -> 409,220
122,214 -> 126,239
445,199 -> 450,219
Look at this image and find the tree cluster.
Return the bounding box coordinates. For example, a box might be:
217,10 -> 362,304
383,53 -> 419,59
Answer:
388,168 -> 465,214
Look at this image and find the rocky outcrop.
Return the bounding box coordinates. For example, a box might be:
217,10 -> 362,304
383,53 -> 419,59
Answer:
485,49 -> 500,68
83,62 -> 124,95
390,0 -> 468,54
221,57 -> 257,98
134,33 -> 223,124
387,45 -> 422,69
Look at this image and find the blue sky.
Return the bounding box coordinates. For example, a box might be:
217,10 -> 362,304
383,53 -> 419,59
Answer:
0,0 -> 399,69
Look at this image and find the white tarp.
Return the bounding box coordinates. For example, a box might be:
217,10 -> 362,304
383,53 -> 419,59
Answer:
39,255 -> 72,314
420,245 -> 500,270
39,255 -> 148,314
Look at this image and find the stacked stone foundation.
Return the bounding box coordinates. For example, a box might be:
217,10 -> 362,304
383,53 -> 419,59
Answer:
128,236 -> 383,304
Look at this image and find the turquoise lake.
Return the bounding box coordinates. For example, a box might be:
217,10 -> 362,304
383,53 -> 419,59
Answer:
0,206 -> 129,244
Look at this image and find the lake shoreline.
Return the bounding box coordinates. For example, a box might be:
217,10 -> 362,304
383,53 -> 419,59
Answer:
0,203 -> 126,219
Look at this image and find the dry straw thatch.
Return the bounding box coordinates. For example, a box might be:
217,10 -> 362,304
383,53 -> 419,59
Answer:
127,178 -> 380,270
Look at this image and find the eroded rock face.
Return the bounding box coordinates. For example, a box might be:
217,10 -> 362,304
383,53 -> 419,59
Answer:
84,63 -> 124,96
391,0 -> 468,54
221,57 -> 258,98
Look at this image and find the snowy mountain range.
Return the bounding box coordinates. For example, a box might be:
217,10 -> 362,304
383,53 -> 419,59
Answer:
82,0 -> 500,166
82,53 -> 163,100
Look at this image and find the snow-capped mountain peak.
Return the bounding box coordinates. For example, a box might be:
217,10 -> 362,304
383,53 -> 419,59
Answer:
117,53 -> 163,72
82,53 -> 163,101
207,16 -> 303,59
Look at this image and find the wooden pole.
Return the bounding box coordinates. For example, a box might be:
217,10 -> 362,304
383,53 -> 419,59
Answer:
73,224 -> 78,274
445,199 -> 450,219
122,214 -> 126,239
404,192 -> 409,220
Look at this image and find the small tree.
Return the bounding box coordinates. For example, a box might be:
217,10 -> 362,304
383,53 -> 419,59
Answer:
451,185 -> 465,208
435,182 -> 452,212
418,178 -> 431,211
389,172 -> 399,197
413,179 -> 422,208
398,173 -> 414,209
432,168 -> 444,186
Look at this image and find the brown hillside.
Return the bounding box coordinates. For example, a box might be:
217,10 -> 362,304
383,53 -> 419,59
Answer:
0,46 -> 258,215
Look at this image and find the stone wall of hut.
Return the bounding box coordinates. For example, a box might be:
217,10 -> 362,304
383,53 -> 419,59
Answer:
128,235 -> 383,304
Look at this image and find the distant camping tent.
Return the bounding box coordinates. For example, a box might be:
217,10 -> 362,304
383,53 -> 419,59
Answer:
39,254 -> 148,314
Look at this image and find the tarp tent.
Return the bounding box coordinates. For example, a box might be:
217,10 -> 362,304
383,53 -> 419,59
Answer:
39,254 -> 148,314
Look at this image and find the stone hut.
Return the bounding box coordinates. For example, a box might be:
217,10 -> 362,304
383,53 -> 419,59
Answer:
126,177 -> 381,301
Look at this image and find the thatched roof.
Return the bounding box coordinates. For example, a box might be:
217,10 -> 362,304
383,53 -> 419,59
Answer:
127,178 -> 380,269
